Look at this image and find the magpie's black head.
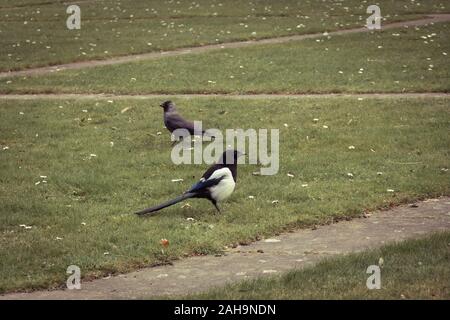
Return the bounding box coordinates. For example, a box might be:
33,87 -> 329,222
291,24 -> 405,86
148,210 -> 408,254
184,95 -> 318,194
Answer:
160,100 -> 175,111
218,149 -> 244,165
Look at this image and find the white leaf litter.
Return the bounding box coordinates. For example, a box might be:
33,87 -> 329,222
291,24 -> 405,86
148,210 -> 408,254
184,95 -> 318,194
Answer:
387,189 -> 395,192
301,184 -> 308,187
287,173 -> 295,178
323,125 -> 329,129
171,179 -> 184,182
55,237 -> 63,240
121,107 -> 132,113
263,270 -> 278,274
264,239 -> 281,243
35,175 -> 48,186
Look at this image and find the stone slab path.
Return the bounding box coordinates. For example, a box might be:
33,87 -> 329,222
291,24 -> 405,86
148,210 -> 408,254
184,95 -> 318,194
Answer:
1,14 -> 450,79
2,197 -> 449,300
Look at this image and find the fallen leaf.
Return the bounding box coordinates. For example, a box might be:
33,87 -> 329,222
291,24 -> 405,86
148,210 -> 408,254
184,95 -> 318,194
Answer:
160,238 -> 169,247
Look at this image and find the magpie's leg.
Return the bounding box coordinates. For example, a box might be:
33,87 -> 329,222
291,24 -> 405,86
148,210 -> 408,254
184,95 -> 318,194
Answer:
211,200 -> 221,214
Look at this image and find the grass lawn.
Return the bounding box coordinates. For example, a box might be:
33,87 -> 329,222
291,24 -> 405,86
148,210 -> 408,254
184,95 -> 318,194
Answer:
2,21 -> 449,94
190,232 -> 450,299
0,96 -> 449,293
1,0 -> 448,72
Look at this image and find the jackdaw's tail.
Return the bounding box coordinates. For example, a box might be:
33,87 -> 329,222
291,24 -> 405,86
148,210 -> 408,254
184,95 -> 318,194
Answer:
135,192 -> 195,216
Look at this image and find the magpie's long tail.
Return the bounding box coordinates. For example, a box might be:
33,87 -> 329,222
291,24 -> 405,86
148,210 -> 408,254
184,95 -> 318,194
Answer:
135,192 -> 196,216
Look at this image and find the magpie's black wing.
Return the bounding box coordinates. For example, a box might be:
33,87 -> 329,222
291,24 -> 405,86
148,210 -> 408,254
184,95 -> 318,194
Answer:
200,163 -> 224,180
188,177 -> 223,194
187,163 -> 226,194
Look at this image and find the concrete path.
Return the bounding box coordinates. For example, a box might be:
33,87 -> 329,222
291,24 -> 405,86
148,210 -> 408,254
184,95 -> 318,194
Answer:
2,197 -> 449,300
1,93 -> 450,100
1,14 -> 450,79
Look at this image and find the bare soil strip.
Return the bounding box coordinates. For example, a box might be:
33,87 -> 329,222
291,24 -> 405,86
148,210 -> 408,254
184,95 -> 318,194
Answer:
1,93 -> 450,100
1,14 -> 450,79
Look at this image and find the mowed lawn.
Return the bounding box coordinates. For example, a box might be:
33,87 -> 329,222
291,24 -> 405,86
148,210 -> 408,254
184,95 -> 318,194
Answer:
3,21 -> 449,94
191,232 -> 450,300
0,97 -> 449,293
1,0 -> 447,71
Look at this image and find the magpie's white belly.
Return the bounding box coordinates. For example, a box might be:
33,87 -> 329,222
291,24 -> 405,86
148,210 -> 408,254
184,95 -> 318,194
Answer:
207,167 -> 236,202
210,176 -> 235,202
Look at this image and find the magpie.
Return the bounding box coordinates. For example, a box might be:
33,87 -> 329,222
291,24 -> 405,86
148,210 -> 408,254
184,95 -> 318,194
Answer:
160,100 -> 209,139
135,150 -> 244,216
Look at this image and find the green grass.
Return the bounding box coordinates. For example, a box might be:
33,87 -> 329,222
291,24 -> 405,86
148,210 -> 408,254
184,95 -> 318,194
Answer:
190,232 -> 450,299
0,97 -> 449,293
3,21 -> 449,94
1,0 -> 448,72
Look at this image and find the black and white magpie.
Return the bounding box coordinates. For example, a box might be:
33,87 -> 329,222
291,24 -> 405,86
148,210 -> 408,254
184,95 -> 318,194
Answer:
135,150 -> 244,216
160,100 -> 206,138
